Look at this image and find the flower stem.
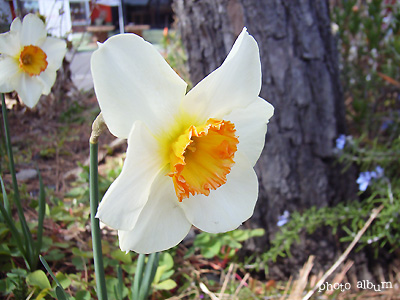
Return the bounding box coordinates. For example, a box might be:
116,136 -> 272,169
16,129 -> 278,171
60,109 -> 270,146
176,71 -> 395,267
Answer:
1,94 -> 35,270
89,137 -> 108,300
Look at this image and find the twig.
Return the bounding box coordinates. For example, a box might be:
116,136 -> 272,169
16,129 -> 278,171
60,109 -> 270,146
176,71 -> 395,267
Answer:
234,273 -> 250,298
200,282 -> 220,300
324,260 -> 354,296
302,204 -> 384,300
288,256 -> 314,300
279,276 -> 293,300
219,263 -> 234,299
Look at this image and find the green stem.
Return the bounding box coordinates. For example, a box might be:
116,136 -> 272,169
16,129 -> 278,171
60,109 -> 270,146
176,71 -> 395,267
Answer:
1,94 -> 35,269
89,141 -> 108,300
35,170 -> 46,262
0,200 -> 27,266
132,254 -> 146,299
139,252 -> 159,300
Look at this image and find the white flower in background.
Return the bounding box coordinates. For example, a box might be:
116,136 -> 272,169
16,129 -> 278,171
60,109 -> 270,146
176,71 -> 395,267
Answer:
91,28 -> 274,254
0,14 -> 67,108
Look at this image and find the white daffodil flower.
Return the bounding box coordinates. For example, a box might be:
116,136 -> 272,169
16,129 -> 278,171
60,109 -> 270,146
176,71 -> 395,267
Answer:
91,28 -> 274,254
0,14 -> 67,108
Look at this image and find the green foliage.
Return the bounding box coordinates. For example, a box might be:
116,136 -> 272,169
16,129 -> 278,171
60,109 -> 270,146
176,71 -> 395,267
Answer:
189,228 -> 265,260
153,252 -> 177,291
65,161 -> 122,205
332,0 -> 400,134
260,1 -> 400,275
1,95 -> 48,273
262,180 -> 399,268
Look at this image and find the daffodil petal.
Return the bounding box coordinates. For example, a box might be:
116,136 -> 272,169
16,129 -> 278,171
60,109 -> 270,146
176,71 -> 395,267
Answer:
10,17 -> 22,33
19,14 -> 47,46
15,73 -> 43,108
0,31 -> 20,56
40,37 -> 67,69
225,97 -> 274,166
118,172 -> 192,254
182,28 -> 261,120
37,66 -> 57,95
91,34 -> 187,138
180,152 -> 258,233
0,56 -> 20,92
96,121 -> 165,231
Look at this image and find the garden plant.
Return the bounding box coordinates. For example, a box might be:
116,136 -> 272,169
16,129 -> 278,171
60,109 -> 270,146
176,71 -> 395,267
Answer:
1,1 -> 400,299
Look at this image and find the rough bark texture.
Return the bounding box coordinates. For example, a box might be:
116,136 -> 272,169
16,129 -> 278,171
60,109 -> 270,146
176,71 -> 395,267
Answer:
0,0 -> 12,33
173,0 -> 358,276
172,0 -> 240,85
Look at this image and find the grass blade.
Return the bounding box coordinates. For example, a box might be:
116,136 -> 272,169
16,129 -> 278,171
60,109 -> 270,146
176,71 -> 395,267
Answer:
139,252 -> 159,300
132,254 -> 146,300
0,175 -> 10,215
0,175 -> 28,264
1,94 -> 35,269
40,255 -> 70,299
116,265 -> 124,300
0,202 -> 28,266
35,170 -> 46,261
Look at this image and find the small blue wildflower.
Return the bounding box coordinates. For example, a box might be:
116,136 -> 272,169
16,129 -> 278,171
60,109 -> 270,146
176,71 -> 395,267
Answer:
374,166 -> 384,178
335,134 -> 346,150
380,119 -> 393,131
277,210 -> 290,227
356,166 -> 384,191
356,172 -> 373,191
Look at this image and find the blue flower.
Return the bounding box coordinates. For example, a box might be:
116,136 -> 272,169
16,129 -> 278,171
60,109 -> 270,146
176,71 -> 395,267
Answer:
277,210 -> 290,227
380,120 -> 393,131
357,172 -> 373,191
356,166 -> 384,191
335,134 -> 346,150
374,166 -> 384,178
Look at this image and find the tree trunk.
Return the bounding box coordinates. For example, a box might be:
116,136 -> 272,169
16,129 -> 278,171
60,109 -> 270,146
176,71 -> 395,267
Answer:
173,0 -> 357,275
0,0 -> 12,33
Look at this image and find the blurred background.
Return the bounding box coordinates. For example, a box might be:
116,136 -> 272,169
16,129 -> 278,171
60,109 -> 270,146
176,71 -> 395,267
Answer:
1,0 -> 399,299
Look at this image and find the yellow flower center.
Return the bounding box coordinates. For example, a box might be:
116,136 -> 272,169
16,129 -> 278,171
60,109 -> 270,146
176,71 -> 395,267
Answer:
19,45 -> 48,76
168,118 -> 238,202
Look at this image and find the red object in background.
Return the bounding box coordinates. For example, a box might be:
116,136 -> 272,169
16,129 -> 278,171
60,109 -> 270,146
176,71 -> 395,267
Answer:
91,4 -> 113,24
9,1 -> 16,19
384,0 -> 397,13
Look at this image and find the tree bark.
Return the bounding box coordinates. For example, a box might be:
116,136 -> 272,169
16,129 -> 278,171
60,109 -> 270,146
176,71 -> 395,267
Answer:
173,0 -> 357,274
0,0 -> 12,33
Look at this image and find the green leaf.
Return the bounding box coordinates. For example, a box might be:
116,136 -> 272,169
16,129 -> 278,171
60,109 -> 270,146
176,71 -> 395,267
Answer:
55,272 -> 72,289
0,175 -> 10,215
153,265 -> 166,284
159,252 -> 174,270
139,252 -> 159,300
36,169 -> 46,259
160,269 -> 174,282
55,286 -> 68,300
111,249 -> 132,264
75,290 -> 91,300
36,288 -> 51,300
202,241 -> 221,258
45,249 -> 65,261
154,279 -> 177,290
132,254 -> 146,300
26,270 -> 51,290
